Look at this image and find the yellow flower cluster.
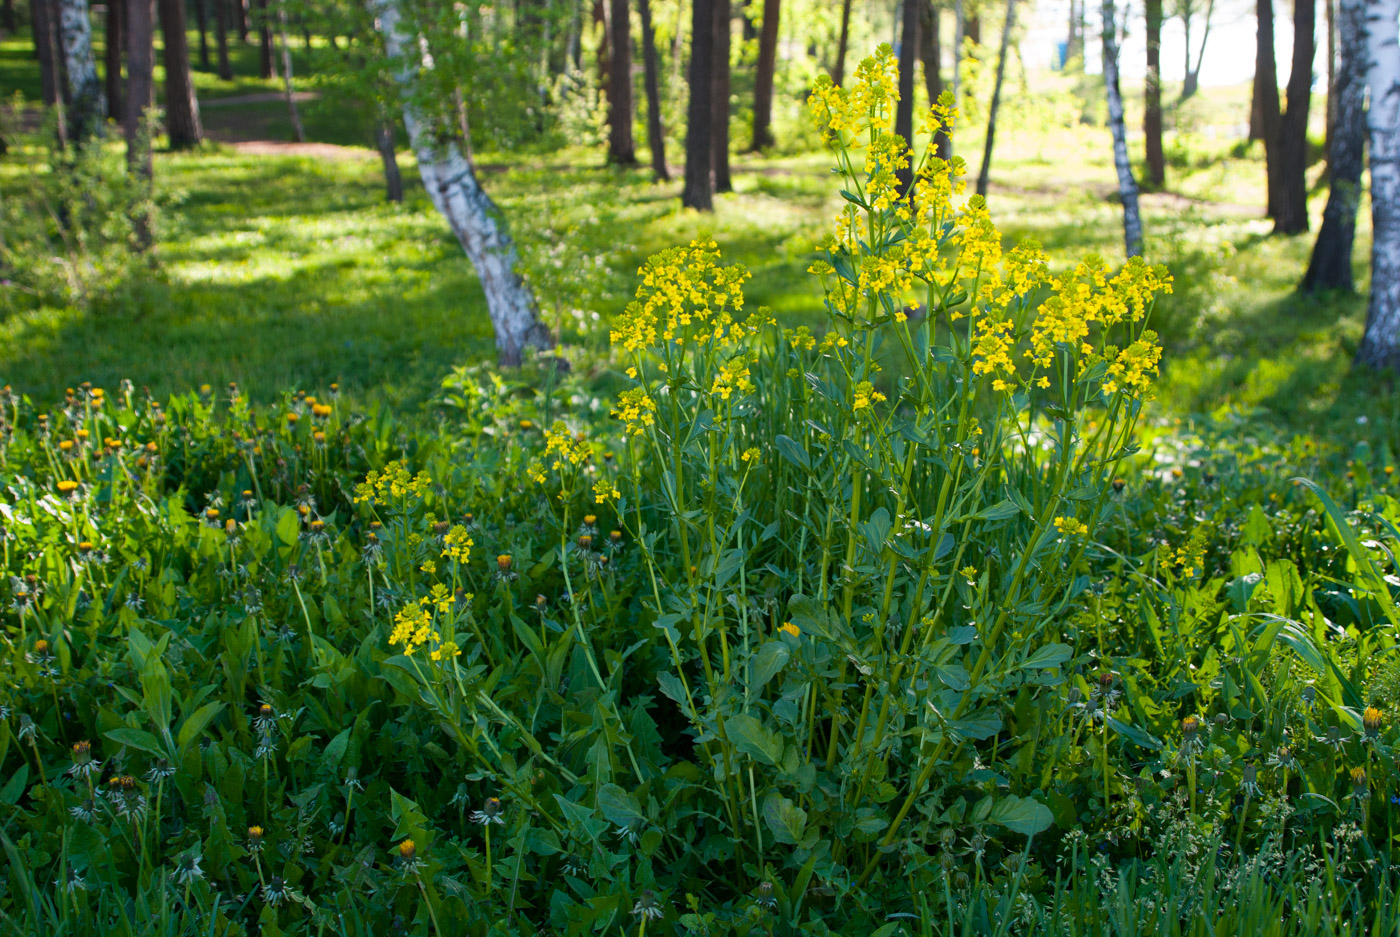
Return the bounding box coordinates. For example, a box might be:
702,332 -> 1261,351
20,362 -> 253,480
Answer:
544,422 -> 592,468
1053,516 -> 1089,537
609,239 -> 752,354
593,478 -> 619,503
1167,536 -> 1206,578
612,387 -> 657,436
441,525 -> 473,564
852,381 -> 887,411
389,599 -> 461,661
1027,256 -> 1171,369
710,356 -> 755,402
806,46 -> 901,142
1104,332 -> 1162,397
354,461 -> 432,505
955,197 -> 1003,304
971,317 -> 1016,390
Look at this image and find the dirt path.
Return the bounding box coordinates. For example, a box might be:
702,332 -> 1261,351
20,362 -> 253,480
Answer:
225,140 -> 374,160
201,91 -> 320,108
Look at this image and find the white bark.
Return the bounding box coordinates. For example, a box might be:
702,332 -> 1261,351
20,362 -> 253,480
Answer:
1102,0 -> 1144,258
1359,0 -> 1400,370
58,0 -> 105,144
374,0 -> 552,366
275,0 -> 304,143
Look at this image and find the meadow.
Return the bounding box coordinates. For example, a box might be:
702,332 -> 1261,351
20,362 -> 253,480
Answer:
2,25 -> 1400,937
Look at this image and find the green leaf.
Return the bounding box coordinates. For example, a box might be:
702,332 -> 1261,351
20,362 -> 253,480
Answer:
750,641 -> 791,690
595,784 -> 645,826
176,701 -> 225,754
725,713 -> 785,766
1022,643 -> 1072,671
275,508 -> 300,548
104,726 -> 164,757
762,793 -> 808,845
1106,716 -> 1163,751
0,764 -> 28,805
323,728 -> 351,769
774,434 -> 812,472
989,795 -> 1053,836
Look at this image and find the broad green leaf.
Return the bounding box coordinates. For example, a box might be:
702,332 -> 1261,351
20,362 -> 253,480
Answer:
176,701 -> 225,753
725,713 -> 785,766
989,795 -> 1053,836
762,792 -> 809,845
750,641 -> 791,690
104,726 -> 164,757
774,434 -> 812,472
1022,643 -> 1072,671
595,784 -> 645,826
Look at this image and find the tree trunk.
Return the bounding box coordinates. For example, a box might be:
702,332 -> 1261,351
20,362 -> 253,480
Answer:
1302,0 -> 1362,292
158,0 -> 203,148
1066,0 -> 1080,63
833,0 -> 851,85
1144,0 -> 1164,188
2,0 -> 15,35
639,0 -> 669,180
125,0 -> 154,250
194,0 -> 209,69
1358,0 -> 1400,370
750,0 -> 779,150
374,0 -> 553,366
1324,0 -> 1335,164
105,0 -> 122,122
1102,0 -> 1142,257
1271,0 -> 1314,234
921,0 -> 950,158
255,0 -> 272,78
33,0 -> 69,149
895,0 -> 918,192
375,116 -> 403,203
966,14 -> 979,43
952,0 -> 963,130
711,0 -> 731,192
274,0 -> 303,142
233,0 -> 246,42
594,0 -> 610,109
1180,0 -> 1213,100
59,0 -> 105,145
214,0 -> 232,79
1254,0 -> 1281,216
975,0 -> 1013,196
683,0 -> 715,209
606,0 -> 635,163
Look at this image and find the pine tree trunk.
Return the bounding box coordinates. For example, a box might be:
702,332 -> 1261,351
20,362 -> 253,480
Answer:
1255,0 -> 1280,214
158,0 -> 203,148
274,0 -> 303,142
105,0 -> 122,122
922,0 -> 950,158
2,0 -> 14,35
58,0 -> 104,145
975,0 -> 1013,196
639,0 -> 669,180
606,0 -> 635,163
1180,0 -> 1213,100
125,0 -> 154,249
1102,0 -> 1142,257
33,0 -> 69,149
1358,0 -> 1400,370
895,0 -> 918,192
750,0 -> 779,150
1271,0 -> 1314,234
194,0 -> 210,69
374,0 -> 552,366
832,0 -> 851,85
214,0 -> 232,79
234,0 -> 246,42
1324,0 -> 1335,164
1144,0 -> 1164,187
711,0 -> 731,192
966,14 -> 979,43
594,0 -> 610,109
1302,0 -> 1362,291
952,0 -> 963,127
682,0 -> 715,209
375,116 -> 403,203
255,0 -> 272,78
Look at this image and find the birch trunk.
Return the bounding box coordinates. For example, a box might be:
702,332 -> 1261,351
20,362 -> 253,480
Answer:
374,0 -> 552,366
1102,0 -> 1143,257
274,0 -> 304,142
976,0 -> 1015,196
1303,0 -> 1363,292
58,0 -> 104,145
1357,0 -> 1400,369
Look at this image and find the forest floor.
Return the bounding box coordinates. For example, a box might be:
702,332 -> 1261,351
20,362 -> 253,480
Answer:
0,30 -> 1386,431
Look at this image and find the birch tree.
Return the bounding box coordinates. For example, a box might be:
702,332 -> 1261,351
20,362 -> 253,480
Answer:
1357,0 -> 1400,370
975,0 -> 1015,196
58,0 -> 105,145
1102,0 -> 1143,257
374,0 -> 553,366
